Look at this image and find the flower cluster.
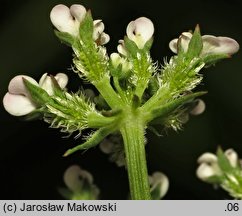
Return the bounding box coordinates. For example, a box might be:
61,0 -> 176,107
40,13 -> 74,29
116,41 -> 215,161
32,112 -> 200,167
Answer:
196,148 -> 242,199
169,31 -> 239,57
50,4 -> 109,45
60,165 -> 99,200
3,73 -> 68,116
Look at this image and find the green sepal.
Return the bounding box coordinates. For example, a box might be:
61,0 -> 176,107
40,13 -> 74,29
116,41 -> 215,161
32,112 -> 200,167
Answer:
202,53 -> 229,67
205,175 -> 223,184
217,147 -> 234,174
54,30 -> 75,46
143,38 -> 154,51
58,188 -> 73,200
63,126 -> 116,156
151,182 -> 162,200
147,91 -> 207,122
23,78 -> 52,105
124,36 -> 139,58
79,10 -> 94,42
186,25 -> 203,59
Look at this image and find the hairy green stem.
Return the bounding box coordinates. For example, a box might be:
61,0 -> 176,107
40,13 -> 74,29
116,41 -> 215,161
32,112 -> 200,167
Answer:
120,110 -> 151,200
94,77 -> 123,109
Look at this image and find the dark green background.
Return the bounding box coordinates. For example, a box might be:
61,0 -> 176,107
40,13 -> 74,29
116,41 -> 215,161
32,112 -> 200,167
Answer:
1,0 -> 242,199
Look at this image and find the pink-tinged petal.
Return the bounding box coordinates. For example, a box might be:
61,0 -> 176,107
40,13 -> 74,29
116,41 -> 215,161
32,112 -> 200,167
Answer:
93,20 -> 105,41
196,163 -> 217,180
50,4 -> 77,35
117,40 -> 128,56
3,93 -> 36,116
178,32 -> 192,52
70,4 -> 86,22
212,37 -> 239,55
99,33 -> 110,45
126,17 -> 154,49
55,73 -> 68,89
63,165 -> 93,193
39,73 -> 54,95
8,75 -> 38,96
190,99 -> 206,115
169,38 -> 178,53
197,152 -> 217,163
202,35 -> 239,55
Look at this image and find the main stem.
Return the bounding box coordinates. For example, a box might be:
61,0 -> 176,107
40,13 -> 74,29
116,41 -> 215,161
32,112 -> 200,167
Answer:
120,111 -> 151,200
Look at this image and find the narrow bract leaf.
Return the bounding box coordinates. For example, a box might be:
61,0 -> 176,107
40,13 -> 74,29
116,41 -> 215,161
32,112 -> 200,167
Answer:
124,36 -> 139,57
202,53 -> 229,67
187,25 -> 203,59
63,126 -> 116,156
143,38 -> 153,51
149,91 -> 207,121
217,147 -> 234,174
79,11 -> 94,42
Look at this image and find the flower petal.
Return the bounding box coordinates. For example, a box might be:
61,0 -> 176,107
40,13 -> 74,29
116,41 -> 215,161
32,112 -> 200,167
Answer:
93,20 -> 105,41
8,75 -> 38,96
202,35 -> 239,55
150,172 -> 169,199
169,38 -> 178,53
190,99 -> 206,115
178,32 -> 192,52
50,4 -> 77,36
70,4 -> 86,22
196,163 -> 216,180
55,73 -> 68,89
39,73 -> 54,95
197,152 -> 217,163
3,93 -> 36,116
225,148 -> 238,168
117,40 -> 128,56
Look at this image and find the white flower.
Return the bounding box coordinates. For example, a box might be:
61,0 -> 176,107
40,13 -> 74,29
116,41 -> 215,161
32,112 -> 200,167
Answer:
3,73 -> 68,116
117,40 -> 128,56
110,53 -> 132,73
93,20 -> 110,45
169,31 -> 239,56
50,4 -> 110,45
63,165 -> 99,199
50,4 -> 86,37
126,17 -> 154,49
196,149 -> 240,181
149,172 -> 169,199
196,153 -> 221,180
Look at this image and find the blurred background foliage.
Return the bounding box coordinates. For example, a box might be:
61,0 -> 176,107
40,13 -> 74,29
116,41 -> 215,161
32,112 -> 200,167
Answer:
0,0 -> 242,199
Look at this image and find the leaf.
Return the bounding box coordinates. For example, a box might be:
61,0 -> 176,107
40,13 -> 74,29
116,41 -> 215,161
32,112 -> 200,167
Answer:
23,78 -> 52,105
186,25 -> 203,59
54,30 -> 75,46
63,125 -> 116,156
202,53 -> 229,67
148,91 -> 207,121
